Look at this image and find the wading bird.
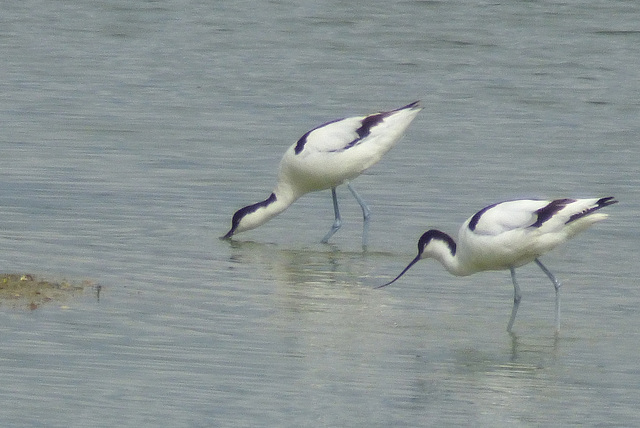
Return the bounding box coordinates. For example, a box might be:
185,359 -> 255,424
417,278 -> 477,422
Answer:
377,197 -> 617,332
222,101 -> 422,247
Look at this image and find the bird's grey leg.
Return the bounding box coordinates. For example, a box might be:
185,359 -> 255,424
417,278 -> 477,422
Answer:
535,258 -> 561,333
346,182 -> 371,248
321,187 -> 342,243
507,267 -> 522,332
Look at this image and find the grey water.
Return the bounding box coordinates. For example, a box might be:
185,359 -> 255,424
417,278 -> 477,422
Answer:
1,0 -> 639,426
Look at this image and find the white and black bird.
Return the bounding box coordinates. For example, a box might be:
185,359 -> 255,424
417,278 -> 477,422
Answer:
377,197 -> 618,332
222,101 -> 422,247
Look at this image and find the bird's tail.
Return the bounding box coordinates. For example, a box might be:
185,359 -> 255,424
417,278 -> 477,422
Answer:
560,197 -> 617,238
565,197 -> 618,225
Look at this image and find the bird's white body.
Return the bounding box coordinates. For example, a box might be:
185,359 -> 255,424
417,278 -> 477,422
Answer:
223,101 -> 422,245
378,197 -> 617,332
280,113 -> 420,193
451,199 -> 611,275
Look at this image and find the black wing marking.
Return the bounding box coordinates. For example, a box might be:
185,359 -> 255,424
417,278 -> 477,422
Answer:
339,101 -> 420,152
468,202 -> 500,231
294,118 -> 341,155
530,198 -> 574,228
339,112 -> 389,151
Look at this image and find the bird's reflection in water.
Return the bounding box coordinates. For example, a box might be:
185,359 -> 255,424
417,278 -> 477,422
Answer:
508,330 -> 560,366
225,239 -> 394,314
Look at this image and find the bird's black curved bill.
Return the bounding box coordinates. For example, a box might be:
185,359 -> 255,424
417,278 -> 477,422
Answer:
375,255 -> 421,289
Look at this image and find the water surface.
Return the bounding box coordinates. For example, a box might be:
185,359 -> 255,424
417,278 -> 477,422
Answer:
1,0 -> 639,426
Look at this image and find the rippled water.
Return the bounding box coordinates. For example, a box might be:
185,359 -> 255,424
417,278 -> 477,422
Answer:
1,0 -> 639,426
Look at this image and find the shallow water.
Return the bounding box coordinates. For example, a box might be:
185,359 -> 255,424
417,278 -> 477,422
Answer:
1,0 -> 639,426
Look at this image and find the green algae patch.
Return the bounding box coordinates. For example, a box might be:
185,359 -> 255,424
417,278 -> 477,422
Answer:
0,273 -> 93,310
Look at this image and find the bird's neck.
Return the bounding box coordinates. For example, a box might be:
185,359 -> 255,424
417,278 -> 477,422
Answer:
272,181 -> 300,205
439,255 -> 471,276
246,190 -> 296,231
426,236 -> 471,277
